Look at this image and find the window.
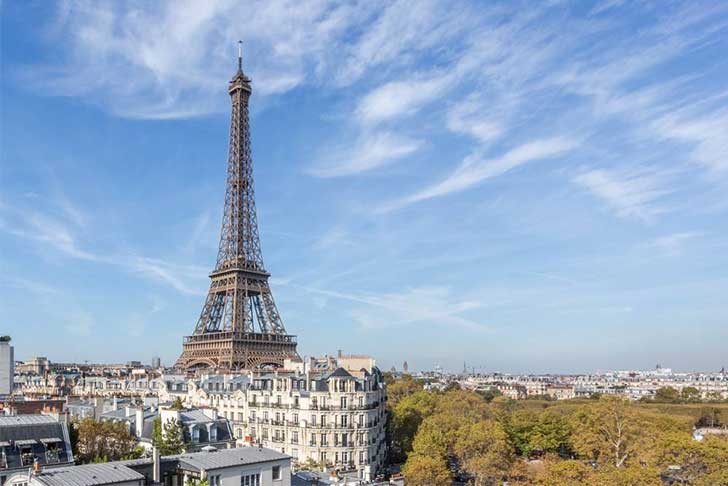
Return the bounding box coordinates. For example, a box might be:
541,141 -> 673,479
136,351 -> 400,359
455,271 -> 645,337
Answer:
341,415 -> 348,427
311,415 -> 317,425
241,473 -> 260,486
340,396 -> 347,409
272,465 -> 282,480
321,433 -> 327,446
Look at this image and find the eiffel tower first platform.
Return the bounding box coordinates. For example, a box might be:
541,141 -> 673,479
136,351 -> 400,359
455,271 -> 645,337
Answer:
176,44 -> 300,372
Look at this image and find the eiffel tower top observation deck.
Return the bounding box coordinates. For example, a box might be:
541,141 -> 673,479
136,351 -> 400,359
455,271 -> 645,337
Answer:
176,43 -> 300,371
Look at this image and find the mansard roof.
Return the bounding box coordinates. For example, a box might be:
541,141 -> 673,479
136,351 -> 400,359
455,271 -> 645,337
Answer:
328,367 -> 354,379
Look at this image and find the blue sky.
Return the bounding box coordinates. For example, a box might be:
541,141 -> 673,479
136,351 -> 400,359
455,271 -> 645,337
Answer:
1,1 -> 727,373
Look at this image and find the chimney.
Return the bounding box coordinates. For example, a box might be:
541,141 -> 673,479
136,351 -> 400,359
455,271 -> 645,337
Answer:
152,446 -> 160,483
135,407 -> 144,438
112,395 -> 118,411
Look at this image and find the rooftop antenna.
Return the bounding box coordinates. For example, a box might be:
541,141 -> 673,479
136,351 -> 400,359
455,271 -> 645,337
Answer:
237,40 -> 243,72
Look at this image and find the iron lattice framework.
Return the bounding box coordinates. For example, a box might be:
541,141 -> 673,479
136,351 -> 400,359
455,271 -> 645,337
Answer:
176,47 -> 300,371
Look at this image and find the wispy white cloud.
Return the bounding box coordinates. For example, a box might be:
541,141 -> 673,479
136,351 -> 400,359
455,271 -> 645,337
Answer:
299,285 -> 489,332
651,108 -> 728,173
356,75 -> 451,124
15,213 -> 98,261
446,94 -> 504,145
642,231 -> 703,256
127,257 -> 207,296
572,166 -> 675,221
382,137 -> 578,211
309,131 -> 422,177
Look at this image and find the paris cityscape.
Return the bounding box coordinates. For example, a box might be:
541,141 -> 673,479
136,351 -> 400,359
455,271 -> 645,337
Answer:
1,1 -> 728,486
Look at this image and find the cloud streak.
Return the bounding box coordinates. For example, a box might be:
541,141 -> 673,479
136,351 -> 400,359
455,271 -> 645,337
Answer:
309,131 -> 422,177
382,137 -> 578,211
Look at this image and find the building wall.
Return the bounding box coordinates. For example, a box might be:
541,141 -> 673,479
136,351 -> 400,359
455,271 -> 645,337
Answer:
179,371 -> 388,481
0,341 -> 14,396
210,458 -> 291,486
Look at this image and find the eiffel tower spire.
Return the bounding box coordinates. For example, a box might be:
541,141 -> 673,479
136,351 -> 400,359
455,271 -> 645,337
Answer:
176,45 -> 299,371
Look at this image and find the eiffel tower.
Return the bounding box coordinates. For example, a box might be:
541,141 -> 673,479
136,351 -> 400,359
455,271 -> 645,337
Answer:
176,43 -> 300,371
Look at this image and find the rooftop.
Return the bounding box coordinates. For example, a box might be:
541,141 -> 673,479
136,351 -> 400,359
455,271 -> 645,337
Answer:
31,463 -> 144,486
171,447 -> 289,472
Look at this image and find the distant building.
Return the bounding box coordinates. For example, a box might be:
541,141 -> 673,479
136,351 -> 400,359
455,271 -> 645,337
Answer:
151,357 -> 161,369
15,357 -> 50,376
100,404 -> 236,453
0,414 -> 75,484
402,361 -> 408,373
0,338 -> 13,397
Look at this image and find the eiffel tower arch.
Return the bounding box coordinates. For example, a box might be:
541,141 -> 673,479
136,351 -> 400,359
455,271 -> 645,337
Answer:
176,44 -> 301,372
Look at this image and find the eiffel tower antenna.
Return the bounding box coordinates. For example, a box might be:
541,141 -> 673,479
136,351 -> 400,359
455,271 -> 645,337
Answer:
237,40 -> 243,72
176,44 -> 300,372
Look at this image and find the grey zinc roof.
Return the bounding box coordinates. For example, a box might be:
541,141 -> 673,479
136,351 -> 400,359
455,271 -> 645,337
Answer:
172,447 -> 289,472
31,463 -> 144,485
328,367 -> 354,379
0,415 -> 58,426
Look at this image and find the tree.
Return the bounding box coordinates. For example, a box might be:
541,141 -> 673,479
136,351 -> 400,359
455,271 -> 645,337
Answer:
571,396 -> 637,468
390,391 -> 438,461
162,418 -> 186,455
695,407 -> 722,427
593,466 -> 662,486
402,454 -> 451,486
681,387 -> 701,402
153,417 -> 186,455
501,409 -> 538,457
73,418 -> 141,464
476,388 -> 502,403
454,420 -> 514,485
653,433 -> 728,484
654,387 -> 680,402
170,397 -> 185,410
529,410 -> 572,456
387,375 -> 424,407
536,459 -> 595,486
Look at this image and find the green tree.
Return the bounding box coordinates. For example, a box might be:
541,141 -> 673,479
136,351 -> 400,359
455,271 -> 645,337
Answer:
681,387 -> 701,402
654,387 -> 680,402
476,388 -> 502,403
454,420 -> 514,485
390,391 -> 438,461
594,465 -> 661,486
161,418 -> 186,455
387,374 -> 424,407
402,454 -> 451,486
571,396 -> 637,468
170,397 -> 185,410
73,418 -> 141,463
653,433 -> 728,483
536,459 -> 595,486
529,410 -> 572,456
501,409 -> 538,457
695,407 -> 722,427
